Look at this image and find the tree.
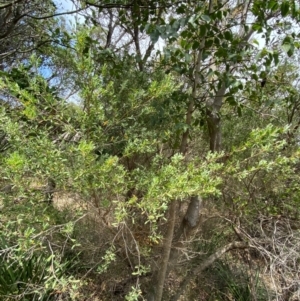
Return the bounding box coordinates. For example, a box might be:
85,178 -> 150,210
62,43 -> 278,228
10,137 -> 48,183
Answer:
0,0 -> 82,71
1,0 -> 300,300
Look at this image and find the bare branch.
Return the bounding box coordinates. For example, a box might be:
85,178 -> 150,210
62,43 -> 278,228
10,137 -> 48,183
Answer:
171,241 -> 249,301
26,8 -> 86,20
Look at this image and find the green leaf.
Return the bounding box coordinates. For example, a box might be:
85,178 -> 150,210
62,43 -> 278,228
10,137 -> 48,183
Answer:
252,23 -> 262,33
282,36 -> 294,56
291,1 -> 300,18
224,31 -> 232,41
201,15 -> 211,22
215,47 -> 227,58
273,51 -> 279,65
192,41 -> 200,50
226,96 -> 237,106
149,29 -> 160,43
287,44 -> 295,57
188,15 -> 197,26
200,24 -> 207,36
215,10 -> 223,20
181,30 -> 189,38
214,37 -> 220,46
282,42 -> 291,53
237,106 -> 242,117
268,0 -> 279,11
281,1 -> 290,17
205,39 -> 213,48
176,5 -> 186,14
251,74 -> 258,81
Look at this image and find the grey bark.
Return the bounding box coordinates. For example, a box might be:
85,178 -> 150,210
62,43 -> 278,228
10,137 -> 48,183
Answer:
146,13 -> 207,300
146,200 -> 178,301
167,196 -> 202,277
204,5 -> 279,153
147,196 -> 202,300
206,84 -> 226,152
44,177 -> 56,205
174,196 -> 202,241
0,184 -> 13,193
0,130 -> 9,152
147,4 -> 280,301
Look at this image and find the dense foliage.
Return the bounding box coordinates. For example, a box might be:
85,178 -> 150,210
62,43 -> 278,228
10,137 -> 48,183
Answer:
1,0 -> 300,300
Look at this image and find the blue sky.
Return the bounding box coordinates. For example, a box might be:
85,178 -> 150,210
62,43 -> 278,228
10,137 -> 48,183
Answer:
37,1 -> 84,101
54,0 -> 76,13
39,1 -> 82,77
54,0 -> 84,25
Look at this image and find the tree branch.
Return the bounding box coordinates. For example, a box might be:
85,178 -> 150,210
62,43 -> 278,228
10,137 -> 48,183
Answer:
0,0 -> 24,10
0,13 -> 27,39
171,241 -> 249,301
26,8 -> 86,20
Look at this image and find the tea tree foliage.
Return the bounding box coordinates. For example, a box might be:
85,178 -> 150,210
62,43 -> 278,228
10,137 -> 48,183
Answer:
1,0 -> 300,300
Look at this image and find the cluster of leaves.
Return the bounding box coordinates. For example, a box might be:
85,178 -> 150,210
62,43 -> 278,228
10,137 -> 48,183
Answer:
1,1 -> 300,301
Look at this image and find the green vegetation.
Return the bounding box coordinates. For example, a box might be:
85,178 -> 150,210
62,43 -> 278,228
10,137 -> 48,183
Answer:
1,0 -> 300,300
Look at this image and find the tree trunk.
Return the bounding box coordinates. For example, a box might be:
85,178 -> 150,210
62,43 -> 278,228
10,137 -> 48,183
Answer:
147,196 -> 202,301
146,200 -> 177,301
44,177 -> 56,205
206,108 -> 222,153
206,84 -> 226,153
167,196 -> 202,275
146,23 -> 207,300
